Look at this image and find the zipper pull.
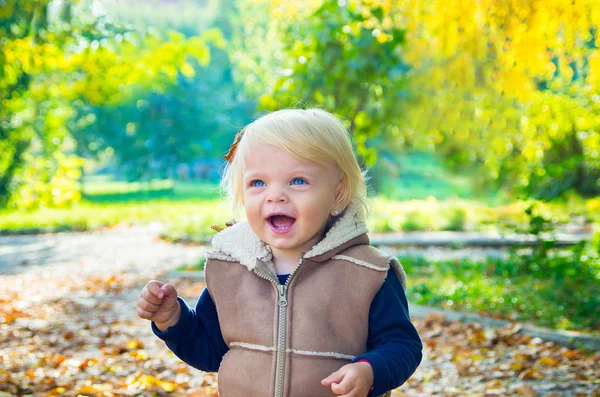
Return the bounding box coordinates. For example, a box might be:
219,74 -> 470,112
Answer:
277,284 -> 288,307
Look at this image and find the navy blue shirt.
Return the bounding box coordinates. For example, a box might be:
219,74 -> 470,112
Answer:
153,270 -> 422,396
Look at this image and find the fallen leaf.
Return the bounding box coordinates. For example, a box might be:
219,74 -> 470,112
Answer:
513,384 -> 537,396
76,383 -> 113,394
561,349 -> 580,360
538,356 -> 560,366
126,339 -> 144,350
423,312 -> 447,327
519,368 -> 543,380
54,354 -> 66,365
485,379 -> 503,390
131,374 -> 176,392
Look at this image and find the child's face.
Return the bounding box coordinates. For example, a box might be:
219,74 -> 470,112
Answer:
242,144 -> 342,261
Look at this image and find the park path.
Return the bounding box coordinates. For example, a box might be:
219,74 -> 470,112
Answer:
0,226 -> 598,396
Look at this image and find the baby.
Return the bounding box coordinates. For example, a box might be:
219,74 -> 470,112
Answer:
137,108 -> 422,397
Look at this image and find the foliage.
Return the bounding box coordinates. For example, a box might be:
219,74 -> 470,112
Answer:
230,0 -> 407,167
394,0 -> 600,199
101,0 -> 219,38
4,0 -> 600,206
75,0 -> 255,183
0,0 -> 220,209
230,0 -> 600,199
75,60 -> 253,182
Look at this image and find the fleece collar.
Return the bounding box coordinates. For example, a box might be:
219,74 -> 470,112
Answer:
210,200 -> 369,271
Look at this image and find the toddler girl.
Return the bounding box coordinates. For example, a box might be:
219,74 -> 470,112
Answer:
137,108 -> 422,397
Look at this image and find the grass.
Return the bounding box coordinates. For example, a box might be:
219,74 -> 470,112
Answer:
367,196 -> 594,234
1,178 -> 597,239
0,181 -> 233,239
403,239 -> 600,333
377,151 -> 506,204
82,179 -> 221,202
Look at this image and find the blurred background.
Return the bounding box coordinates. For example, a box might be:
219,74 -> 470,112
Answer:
1,0 -> 599,333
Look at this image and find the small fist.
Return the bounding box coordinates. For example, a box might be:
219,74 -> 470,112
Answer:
321,362 -> 374,397
137,280 -> 181,331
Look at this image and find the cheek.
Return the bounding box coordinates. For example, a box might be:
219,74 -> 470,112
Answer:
243,196 -> 261,217
302,194 -> 334,218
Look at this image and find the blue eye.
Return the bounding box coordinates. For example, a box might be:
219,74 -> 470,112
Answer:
251,180 -> 265,187
291,178 -> 307,185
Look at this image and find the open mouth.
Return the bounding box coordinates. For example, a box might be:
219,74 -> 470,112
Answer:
267,215 -> 296,234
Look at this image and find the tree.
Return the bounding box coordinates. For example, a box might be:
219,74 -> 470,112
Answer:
393,0 -> 600,199
230,0 -> 407,168
0,0 -> 218,208
72,0 -> 255,182
229,0 -> 600,200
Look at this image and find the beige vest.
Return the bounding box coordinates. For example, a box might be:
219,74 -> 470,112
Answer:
205,201 -> 407,397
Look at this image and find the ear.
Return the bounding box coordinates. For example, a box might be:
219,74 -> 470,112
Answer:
333,176 -> 346,210
334,179 -> 343,200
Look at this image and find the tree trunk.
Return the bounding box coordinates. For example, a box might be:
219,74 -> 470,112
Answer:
0,140 -> 30,208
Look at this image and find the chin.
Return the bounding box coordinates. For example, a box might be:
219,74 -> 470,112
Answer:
266,237 -> 297,249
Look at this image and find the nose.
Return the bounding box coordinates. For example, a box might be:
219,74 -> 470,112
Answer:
266,184 -> 288,203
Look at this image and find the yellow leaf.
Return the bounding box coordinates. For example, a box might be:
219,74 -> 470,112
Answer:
158,379 -> 176,392
76,384 -> 112,393
538,356 -> 560,366
126,339 -> 144,349
133,374 -> 176,392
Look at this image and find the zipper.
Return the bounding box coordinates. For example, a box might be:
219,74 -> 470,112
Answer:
274,259 -> 303,397
254,258 -> 304,397
274,283 -> 288,397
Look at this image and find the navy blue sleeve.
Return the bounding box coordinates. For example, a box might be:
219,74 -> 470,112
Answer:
152,288 -> 229,372
353,269 -> 423,396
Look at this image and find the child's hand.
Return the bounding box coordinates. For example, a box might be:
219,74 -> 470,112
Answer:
321,361 -> 374,397
137,280 -> 181,332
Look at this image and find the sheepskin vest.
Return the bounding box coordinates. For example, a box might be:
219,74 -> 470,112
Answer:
205,201 -> 407,397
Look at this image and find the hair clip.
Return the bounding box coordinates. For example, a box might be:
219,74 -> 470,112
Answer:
224,129 -> 245,163
211,219 -> 237,233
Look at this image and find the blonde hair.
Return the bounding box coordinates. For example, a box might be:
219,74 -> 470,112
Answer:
221,108 -> 368,215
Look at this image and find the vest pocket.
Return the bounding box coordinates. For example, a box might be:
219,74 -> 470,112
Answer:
287,353 -> 354,397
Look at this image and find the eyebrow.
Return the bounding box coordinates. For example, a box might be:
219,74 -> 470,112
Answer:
243,168 -> 320,180
242,170 -> 265,180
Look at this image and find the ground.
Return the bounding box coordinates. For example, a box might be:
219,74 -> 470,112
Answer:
0,226 -> 598,396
